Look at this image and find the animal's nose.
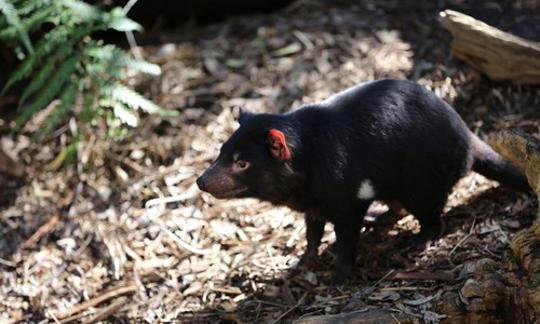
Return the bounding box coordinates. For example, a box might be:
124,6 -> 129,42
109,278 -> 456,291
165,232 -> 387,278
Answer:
196,177 -> 207,191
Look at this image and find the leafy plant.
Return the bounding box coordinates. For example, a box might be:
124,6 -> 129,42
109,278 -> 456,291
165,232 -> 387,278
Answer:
0,0 -> 175,142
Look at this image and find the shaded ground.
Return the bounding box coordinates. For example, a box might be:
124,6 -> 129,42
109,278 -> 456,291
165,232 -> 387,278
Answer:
1,0 -> 539,322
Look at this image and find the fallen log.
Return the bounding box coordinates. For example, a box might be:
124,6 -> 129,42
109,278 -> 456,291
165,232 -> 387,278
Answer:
437,258 -> 533,323
489,129 -> 540,218
440,10 -> 540,84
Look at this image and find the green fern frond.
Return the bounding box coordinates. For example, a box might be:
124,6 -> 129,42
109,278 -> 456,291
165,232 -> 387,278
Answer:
110,84 -> 162,114
16,54 -> 79,126
81,90 -> 96,123
35,82 -> 78,139
3,0 -> 170,153
85,44 -> 161,75
84,44 -> 126,79
60,0 -> 99,22
0,5 -> 55,40
108,12 -> 142,32
2,25 -> 90,94
0,0 -> 33,53
11,0 -> 53,17
125,59 -> 161,75
19,42 -> 74,105
113,102 -> 139,127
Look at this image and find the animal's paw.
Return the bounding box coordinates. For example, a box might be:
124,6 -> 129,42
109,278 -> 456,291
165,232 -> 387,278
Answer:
330,268 -> 353,286
296,250 -> 318,270
410,231 -> 438,250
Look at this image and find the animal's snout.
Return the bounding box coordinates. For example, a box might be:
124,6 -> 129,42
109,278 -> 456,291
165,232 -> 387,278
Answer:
196,176 -> 207,191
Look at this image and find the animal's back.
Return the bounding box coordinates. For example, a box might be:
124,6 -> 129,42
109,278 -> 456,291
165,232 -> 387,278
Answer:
298,79 -> 473,204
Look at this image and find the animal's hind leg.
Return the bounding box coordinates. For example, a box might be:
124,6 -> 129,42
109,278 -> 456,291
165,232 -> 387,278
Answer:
416,210 -> 445,242
403,195 -> 447,244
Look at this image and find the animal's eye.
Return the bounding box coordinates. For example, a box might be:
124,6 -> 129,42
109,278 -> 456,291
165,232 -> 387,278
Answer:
235,160 -> 249,170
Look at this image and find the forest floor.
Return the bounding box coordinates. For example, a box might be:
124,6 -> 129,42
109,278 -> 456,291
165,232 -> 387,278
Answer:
1,0 -> 540,323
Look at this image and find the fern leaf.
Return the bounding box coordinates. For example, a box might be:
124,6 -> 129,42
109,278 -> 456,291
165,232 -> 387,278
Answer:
16,54 -> 79,126
60,0 -> 99,22
105,7 -> 142,32
46,139 -> 79,170
2,25 -> 90,94
0,6 -> 55,40
113,102 -> 139,127
84,44 -> 125,78
0,0 -> 33,53
109,16 -> 142,32
81,89 -> 96,123
85,44 -> 161,75
110,84 -> 161,114
12,0 -> 52,17
19,42 -> 74,105
125,59 -> 161,75
35,82 -> 78,139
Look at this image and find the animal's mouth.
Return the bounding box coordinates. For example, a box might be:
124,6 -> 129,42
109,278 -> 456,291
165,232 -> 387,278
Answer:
210,186 -> 249,199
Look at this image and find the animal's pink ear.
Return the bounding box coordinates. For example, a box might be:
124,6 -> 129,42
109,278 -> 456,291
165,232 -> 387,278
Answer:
267,129 -> 291,161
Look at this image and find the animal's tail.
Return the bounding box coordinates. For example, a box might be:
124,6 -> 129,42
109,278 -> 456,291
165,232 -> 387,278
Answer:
470,133 -> 530,192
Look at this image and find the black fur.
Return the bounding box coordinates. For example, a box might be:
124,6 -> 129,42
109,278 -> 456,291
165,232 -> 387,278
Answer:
197,79 -> 530,284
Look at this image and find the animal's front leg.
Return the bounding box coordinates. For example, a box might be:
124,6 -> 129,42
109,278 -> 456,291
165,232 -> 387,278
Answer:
297,212 -> 325,268
332,220 -> 361,285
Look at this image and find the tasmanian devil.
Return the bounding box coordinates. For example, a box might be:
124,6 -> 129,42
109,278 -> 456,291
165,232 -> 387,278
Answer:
196,79 -> 529,284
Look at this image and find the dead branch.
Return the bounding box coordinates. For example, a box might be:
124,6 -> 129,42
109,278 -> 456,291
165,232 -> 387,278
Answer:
440,10 -> 540,84
21,215 -> 60,249
53,283 -> 137,320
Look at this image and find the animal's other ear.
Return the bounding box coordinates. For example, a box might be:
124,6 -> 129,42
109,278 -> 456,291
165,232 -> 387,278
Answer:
267,129 -> 291,161
233,107 -> 253,125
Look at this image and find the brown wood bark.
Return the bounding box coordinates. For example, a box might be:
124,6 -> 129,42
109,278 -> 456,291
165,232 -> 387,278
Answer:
489,129 -> 540,218
440,10 -> 540,84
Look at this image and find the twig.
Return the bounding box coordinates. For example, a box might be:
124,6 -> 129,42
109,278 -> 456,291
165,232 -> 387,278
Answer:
54,283 -> 137,319
147,208 -> 210,255
21,214 -> 60,249
145,195 -> 190,208
269,291 -> 308,324
266,244 -> 279,273
0,256 -> 16,267
374,269 -> 396,287
82,296 -> 127,324
293,31 -> 314,51
390,271 -> 455,281
122,0 -> 139,14
391,313 -> 402,324
161,225 -> 210,255
286,222 -> 305,248
48,310 -> 61,324
450,216 -> 477,256
122,0 -> 142,60
380,286 -> 432,291
59,311 -> 92,324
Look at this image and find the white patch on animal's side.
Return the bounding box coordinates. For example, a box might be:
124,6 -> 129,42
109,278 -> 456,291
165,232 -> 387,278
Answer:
357,179 -> 375,200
